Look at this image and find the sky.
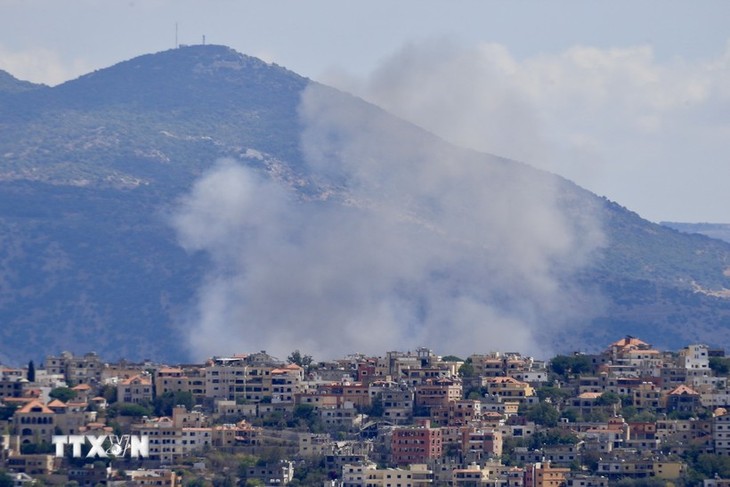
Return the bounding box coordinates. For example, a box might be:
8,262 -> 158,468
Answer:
1,0 -> 730,223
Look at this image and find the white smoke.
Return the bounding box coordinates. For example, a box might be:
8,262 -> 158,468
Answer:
172,79 -> 605,361
323,39 -> 730,222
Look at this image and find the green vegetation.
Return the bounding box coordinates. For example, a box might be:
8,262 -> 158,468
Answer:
523,402 -> 560,427
154,391 -> 195,417
0,470 -> 12,487
549,355 -> 593,378
710,357 -> 730,375
458,357 -> 475,378
287,350 -> 313,373
108,402 -> 153,418
49,387 -> 77,402
27,360 -> 35,382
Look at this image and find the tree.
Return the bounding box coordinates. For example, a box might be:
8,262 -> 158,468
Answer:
536,385 -> 573,406
154,391 -> 194,416
528,428 -> 579,449
441,355 -> 464,362
690,453 -> 730,478
49,387 -> 77,402
710,357 -> 730,375
287,350 -> 313,370
597,391 -> 621,406
27,360 -> 35,382
525,402 -> 560,427
0,404 -> 18,421
458,360 -> 475,378
0,470 -> 13,487
292,404 -> 321,431
109,403 -> 153,418
364,393 -> 384,418
100,384 -> 117,403
550,355 -> 592,377
560,408 -> 579,423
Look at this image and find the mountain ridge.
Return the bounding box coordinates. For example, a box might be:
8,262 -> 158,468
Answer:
0,45 -> 729,364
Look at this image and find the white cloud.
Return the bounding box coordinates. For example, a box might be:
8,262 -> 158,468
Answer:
0,44 -> 92,85
325,39 -> 730,222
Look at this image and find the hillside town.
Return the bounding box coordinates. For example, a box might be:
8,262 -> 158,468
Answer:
2,337 -> 730,486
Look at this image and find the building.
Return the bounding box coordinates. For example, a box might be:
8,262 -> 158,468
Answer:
44,352 -> 102,385
485,377 -> 535,403
391,420 -> 443,465
245,460 -> 294,485
117,374 -> 153,405
414,378 -> 462,411
12,400 -> 55,445
524,462 -> 570,487
681,344 -> 710,370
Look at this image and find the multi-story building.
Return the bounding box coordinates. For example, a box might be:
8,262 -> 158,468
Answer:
714,411 -> 730,455
44,352 -> 102,385
666,384 -> 702,413
369,380 -> 413,423
244,460 -> 294,485
131,406 -> 211,463
342,463 -> 434,487
47,399 -> 92,435
271,364 -> 304,403
12,400 -> 57,445
414,378 -> 462,411
117,374 -> 153,405
524,462 -> 570,487
632,382 -> 662,412
461,427 -> 502,461
154,367 -> 190,396
485,377 -> 535,403
205,353 -> 286,402
391,420 -> 443,465
0,378 -> 31,401
680,344 -> 710,370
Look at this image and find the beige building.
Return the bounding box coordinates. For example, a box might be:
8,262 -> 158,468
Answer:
342,463 -> 433,487
44,352 -> 102,385
117,374 -> 153,404
485,377 -> 535,403
13,400 -> 55,445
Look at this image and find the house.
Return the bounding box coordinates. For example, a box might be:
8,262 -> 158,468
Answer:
123,468 -> 180,487
484,377 -> 535,403
12,400 -> 55,444
666,384 -> 702,413
117,374 -> 153,405
245,460 -> 294,485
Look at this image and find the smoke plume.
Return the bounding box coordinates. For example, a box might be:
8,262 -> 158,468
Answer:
172,82 -> 605,361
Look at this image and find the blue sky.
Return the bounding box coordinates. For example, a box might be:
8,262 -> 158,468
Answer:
2,0 -> 729,223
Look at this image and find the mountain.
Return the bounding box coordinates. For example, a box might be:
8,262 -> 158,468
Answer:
0,45 -> 729,364
0,70 -> 46,95
661,222 -> 730,244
